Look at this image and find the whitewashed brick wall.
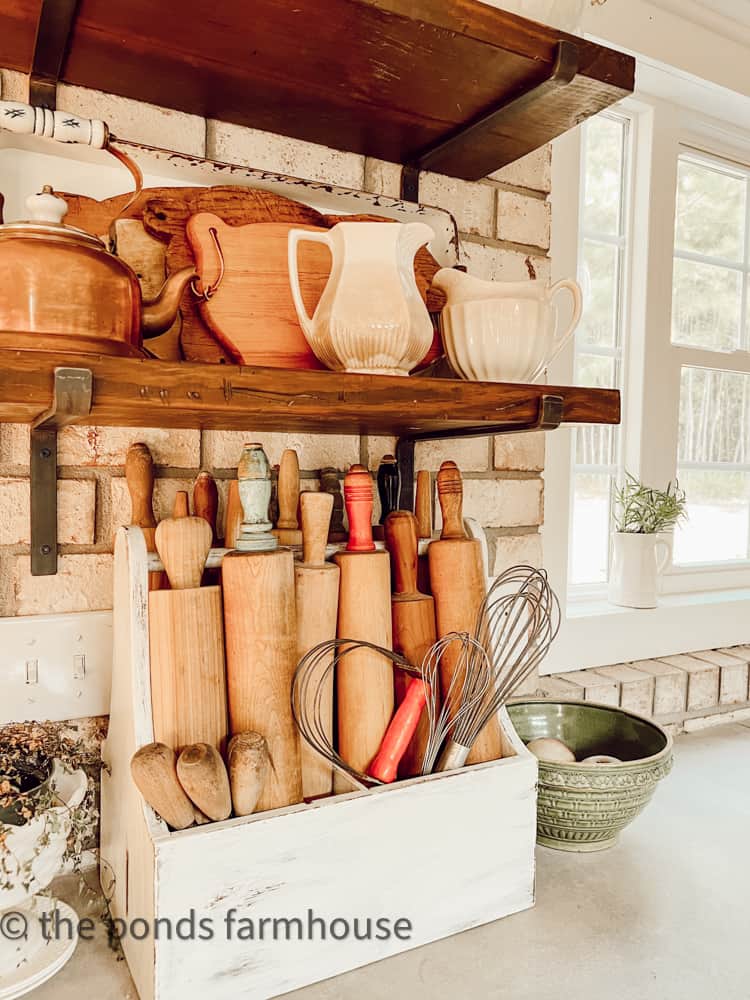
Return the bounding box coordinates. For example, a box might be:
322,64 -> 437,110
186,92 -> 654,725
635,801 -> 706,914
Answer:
0,70 -> 550,618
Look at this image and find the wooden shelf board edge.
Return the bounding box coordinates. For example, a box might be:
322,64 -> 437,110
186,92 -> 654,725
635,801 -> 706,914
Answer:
0,350 -> 620,434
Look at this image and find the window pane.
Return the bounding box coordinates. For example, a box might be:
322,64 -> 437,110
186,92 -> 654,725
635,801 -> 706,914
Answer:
674,469 -> 750,564
578,240 -> 619,348
570,473 -> 612,584
675,158 -> 746,262
671,258 -> 741,351
582,116 -> 626,236
679,367 -> 750,465
575,355 -> 616,465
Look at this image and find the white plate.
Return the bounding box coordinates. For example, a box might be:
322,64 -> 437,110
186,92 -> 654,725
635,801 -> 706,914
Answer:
0,900 -> 78,1000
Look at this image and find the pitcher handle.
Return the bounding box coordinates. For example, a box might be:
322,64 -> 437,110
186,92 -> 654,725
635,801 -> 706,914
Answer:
288,229 -> 332,338
654,537 -> 671,576
547,278 -> 583,366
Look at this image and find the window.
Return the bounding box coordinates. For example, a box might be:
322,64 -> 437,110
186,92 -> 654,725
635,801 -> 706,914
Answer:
568,113 -> 632,589
545,93 -> 750,672
670,151 -> 750,569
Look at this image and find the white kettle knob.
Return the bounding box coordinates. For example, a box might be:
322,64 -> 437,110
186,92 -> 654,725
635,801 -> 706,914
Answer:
25,185 -> 68,225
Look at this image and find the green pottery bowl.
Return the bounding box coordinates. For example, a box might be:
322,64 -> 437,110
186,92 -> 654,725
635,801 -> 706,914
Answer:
507,699 -> 673,852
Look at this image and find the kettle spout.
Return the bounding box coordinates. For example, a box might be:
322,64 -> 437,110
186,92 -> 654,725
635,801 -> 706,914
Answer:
141,265 -> 196,337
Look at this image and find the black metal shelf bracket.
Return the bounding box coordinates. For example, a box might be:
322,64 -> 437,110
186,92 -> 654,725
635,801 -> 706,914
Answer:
400,39 -> 579,201
31,367 -> 93,576
28,0 -> 80,108
396,392 -> 564,510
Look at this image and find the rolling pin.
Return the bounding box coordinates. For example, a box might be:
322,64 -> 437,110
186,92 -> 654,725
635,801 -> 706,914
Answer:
334,465 -> 394,777
125,442 -> 166,591
173,490 -> 190,518
320,467 -> 347,542
415,470 -> 433,539
193,471 -> 219,544
228,732 -> 271,816
149,516 -> 228,753
384,510 -> 437,777
294,491 -> 339,798
176,743 -> 232,822
374,454 -> 400,541
223,479 -> 242,548
273,448 -> 303,546
428,461 -> 503,765
130,743 -> 194,830
415,469 -> 433,593
222,443 -> 302,811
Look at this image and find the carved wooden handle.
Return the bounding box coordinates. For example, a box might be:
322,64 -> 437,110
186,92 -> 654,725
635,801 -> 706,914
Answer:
173,491 -> 190,518
0,100 -> 108,147
131,743 -> 194,830
125,442 -> 156,529
193,472 -> 219,543
437,461 -> 466,540
344,464 -> 376,553
276,449 -> 300,531
176,743 -> 232,822
300,491 -> 333,565
384,510 -> 419,596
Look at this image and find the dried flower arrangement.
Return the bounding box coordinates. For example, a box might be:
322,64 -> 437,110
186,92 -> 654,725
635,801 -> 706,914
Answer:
0,721 -> 101,894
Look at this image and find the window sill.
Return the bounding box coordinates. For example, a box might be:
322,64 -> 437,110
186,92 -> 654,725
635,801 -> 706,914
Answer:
543,587 -> 750,675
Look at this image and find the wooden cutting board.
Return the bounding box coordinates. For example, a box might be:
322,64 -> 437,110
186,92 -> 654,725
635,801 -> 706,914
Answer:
145,187 -> 327,363
186,215 -> 330,368
144,188 -> 445,366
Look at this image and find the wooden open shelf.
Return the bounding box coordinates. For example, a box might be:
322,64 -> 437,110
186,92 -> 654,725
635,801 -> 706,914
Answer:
2,0 -> 634,181
0,350 -> 620,435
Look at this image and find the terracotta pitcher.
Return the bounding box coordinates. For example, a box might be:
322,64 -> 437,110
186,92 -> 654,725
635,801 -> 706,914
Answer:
288,221 -> 434,376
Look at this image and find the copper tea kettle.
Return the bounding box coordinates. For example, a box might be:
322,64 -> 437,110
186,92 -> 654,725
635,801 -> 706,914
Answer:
0,186 -> 195,357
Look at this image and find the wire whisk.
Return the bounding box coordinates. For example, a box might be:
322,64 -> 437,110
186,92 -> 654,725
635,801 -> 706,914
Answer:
292,638 -> 421,789
426,565 -> 561,772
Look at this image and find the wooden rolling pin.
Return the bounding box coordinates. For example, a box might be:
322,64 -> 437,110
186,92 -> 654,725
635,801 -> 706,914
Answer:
193,471 -> 219,544
223,443 -> 302,811
130,742 -> 194,830
273,448 -> 303,546
320,467 -> 347,542
294,491 -> 339,798
125,442 -> 166,591
384,510 -> 437,777
228,732 -> 270,816
428,461 -> 503,765
415,469 -> 433,593
149,516 -> 228,753
176,743 -> 232,822
173,491 -> 190,518
223,479 -> 242,548
334,465 -> 394,777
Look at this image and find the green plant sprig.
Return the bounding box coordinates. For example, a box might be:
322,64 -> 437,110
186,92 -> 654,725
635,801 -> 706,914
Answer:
613,473 -> 687,534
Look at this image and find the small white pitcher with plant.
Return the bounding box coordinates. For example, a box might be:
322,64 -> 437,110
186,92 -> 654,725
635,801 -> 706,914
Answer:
608,474 -> 687,609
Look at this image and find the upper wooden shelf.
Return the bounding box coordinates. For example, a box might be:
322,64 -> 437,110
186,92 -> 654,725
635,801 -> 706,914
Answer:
0,350 -> 620,437
2,0 -> 634,181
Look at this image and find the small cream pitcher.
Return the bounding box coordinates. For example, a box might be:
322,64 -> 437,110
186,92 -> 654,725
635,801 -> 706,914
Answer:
288,221 -> 434,376
431,268 -> 583,383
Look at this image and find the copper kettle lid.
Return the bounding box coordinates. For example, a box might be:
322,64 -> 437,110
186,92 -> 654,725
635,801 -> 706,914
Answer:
0,186 -> 105,250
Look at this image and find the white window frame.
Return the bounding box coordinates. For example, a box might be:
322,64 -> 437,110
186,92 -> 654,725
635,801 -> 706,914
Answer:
543,91 -> 750,674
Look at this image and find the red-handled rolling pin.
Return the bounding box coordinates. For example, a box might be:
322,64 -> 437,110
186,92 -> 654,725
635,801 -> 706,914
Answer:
344,464 -> 376,553
367,680 -> 429,783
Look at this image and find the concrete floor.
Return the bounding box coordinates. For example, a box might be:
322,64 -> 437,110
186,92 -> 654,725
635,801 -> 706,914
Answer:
26,723 -> 750,1000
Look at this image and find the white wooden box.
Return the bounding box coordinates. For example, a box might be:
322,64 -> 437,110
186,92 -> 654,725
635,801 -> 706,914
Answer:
101,526 -> 537,1000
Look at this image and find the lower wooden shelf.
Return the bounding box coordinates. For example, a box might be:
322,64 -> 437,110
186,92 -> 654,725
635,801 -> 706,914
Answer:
0,350 -> 620,435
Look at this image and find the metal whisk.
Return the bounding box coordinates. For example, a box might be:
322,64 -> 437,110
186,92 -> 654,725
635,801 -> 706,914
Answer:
426,565 -> 561,772
291,638 -> 421,789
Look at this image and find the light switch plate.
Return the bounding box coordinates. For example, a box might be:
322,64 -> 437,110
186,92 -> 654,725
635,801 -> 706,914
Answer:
0,611 -> 113,723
